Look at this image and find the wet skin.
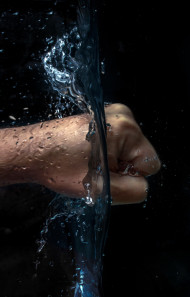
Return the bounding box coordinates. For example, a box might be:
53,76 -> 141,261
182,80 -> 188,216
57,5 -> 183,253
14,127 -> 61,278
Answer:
0,103 -> 161,205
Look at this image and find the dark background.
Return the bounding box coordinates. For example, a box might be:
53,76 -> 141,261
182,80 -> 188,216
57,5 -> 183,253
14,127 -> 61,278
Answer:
0,1 -> 190,296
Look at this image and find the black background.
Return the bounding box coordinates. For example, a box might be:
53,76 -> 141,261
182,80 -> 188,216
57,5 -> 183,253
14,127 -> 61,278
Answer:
0,1 -> 190,296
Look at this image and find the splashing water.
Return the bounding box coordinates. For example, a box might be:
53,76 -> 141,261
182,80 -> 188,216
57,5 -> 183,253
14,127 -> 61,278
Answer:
43,26 -> 89,115
36,1 -> 111,296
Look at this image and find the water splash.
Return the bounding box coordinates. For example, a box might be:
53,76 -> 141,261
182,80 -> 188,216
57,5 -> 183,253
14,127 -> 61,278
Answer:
43,26 -> 89,115
36,195 -> 108,296
36,1 -> 111,296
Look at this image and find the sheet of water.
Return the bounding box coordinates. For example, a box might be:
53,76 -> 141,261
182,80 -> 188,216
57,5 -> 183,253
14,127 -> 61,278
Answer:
38,1 -> 111,296
0,1 -> 111,296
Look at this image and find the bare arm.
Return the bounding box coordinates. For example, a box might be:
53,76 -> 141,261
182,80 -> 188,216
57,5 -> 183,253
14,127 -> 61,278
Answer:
0,104 -> 161,204
0,114 -> 91,197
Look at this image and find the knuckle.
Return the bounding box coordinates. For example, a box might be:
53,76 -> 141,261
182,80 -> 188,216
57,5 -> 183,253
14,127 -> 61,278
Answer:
106,103 -> 134,117
117,116 -> 139,131
115,103 -> 134,116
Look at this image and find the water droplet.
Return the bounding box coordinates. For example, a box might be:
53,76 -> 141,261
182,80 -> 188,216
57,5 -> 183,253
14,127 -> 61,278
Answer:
49,260 -> 54,267
101,60 -> 105,74
46,11 -> 54,15
9,115 -> 16,121
48,177 -> 55,183
106,122 -> 112,131
60,222 -> 65,228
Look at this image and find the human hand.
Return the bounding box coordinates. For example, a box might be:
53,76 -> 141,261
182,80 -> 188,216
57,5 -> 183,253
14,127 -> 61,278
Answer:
105,104 -> 161,204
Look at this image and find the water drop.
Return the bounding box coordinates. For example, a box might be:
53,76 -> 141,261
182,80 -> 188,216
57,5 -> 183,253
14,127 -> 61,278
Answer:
49,260 -> 54,267
48,177 -> 55,183
9,115 -> 16,121
46,11 -> 54,15
106,122 -> 111,131
100,61 -> 105,75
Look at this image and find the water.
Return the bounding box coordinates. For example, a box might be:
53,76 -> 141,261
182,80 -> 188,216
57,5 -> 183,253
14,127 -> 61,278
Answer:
36,1 -> 111,296
0,1 -> 111,295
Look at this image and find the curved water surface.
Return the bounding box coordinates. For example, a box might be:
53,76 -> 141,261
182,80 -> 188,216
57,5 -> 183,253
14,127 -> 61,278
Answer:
37,1 -> 111,296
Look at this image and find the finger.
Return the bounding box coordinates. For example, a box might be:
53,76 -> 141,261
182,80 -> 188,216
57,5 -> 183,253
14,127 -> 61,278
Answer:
110,171 -> 148,205
105,103 -> 134,119
119,136 -> 161,177
133,139 -> 161,176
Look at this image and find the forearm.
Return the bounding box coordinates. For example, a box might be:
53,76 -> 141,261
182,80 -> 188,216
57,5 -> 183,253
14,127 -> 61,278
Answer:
0,114 -> 90,188
0,122 -> 40,185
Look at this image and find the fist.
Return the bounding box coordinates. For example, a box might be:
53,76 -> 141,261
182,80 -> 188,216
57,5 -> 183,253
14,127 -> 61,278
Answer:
105,104 -> 161,204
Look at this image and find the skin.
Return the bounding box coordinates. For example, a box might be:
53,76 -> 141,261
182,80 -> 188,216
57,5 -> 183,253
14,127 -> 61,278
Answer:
0,103 -> 161,205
